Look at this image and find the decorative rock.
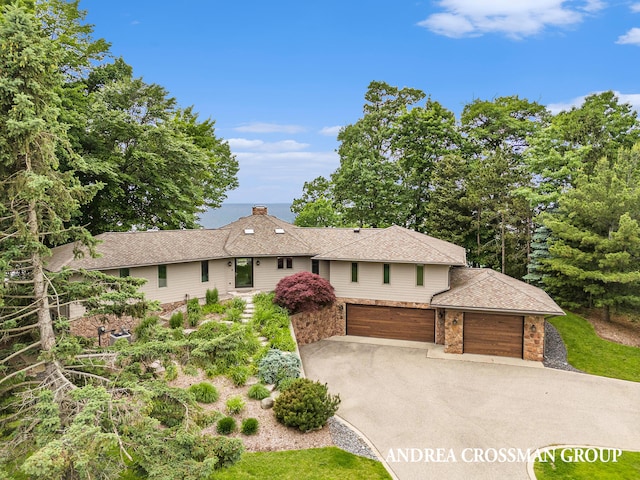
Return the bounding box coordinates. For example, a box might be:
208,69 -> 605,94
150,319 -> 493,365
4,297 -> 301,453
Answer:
265,384 -> 276,392
272,390 -> 281,400
183,328 -> 196,335
246,376 -> 260,386
261,397 -> 274,409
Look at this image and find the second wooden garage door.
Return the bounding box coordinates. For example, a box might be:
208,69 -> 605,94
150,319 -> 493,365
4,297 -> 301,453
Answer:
463,312 -> 524,358
346,304 -> 435,342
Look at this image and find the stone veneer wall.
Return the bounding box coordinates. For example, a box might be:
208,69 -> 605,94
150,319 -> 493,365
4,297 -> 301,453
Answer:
523,315 -> 545,361
290,303 -> 346,346
444,310 -> 464,354
435,308 -> 445,345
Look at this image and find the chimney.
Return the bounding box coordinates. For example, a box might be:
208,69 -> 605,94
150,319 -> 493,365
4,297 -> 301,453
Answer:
252,205 -> 268,216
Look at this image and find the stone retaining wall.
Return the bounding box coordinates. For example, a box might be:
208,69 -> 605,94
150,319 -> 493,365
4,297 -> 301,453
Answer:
290,303 -> 345,346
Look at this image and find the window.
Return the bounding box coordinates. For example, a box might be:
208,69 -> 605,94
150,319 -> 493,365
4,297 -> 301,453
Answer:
312,259 -> 320,275
277,257 -> 293,269
158,265 -> 167,288
351,262 -> 358,283
416,264 -> 424,286
201,260 -> 209,282
119,268 -> 130,278
383,264 -> 390,284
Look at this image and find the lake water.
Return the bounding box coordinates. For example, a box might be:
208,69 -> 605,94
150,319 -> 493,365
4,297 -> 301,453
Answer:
198,203 -> 295,229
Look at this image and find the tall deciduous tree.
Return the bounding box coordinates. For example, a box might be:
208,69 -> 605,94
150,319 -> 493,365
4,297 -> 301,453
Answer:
542,150 -> 640,320
64,60 -> 238,233
332,81 -> 423,227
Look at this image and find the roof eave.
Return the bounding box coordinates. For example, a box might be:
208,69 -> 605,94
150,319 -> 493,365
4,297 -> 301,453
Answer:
428,304 -> 566,316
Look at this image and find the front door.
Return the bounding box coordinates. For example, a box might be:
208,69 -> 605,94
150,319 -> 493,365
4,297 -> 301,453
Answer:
235,257 -> 253,288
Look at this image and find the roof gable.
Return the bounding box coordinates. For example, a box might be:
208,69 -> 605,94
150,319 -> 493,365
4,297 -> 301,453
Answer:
431,268 -> 564,316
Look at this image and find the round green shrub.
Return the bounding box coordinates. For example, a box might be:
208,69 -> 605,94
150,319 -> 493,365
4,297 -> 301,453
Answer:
247,384 -> 271,400
195,410 -> 224,428
241,418 -> 259,435
225,395 -> 246,415
228,365 -> 250,386
169,311 -> 184,329
216,416 -> 237,435
206,288 -> 219,305
273,378 -> 341,432
276,376 -> 296,392
188,382 -> 219,403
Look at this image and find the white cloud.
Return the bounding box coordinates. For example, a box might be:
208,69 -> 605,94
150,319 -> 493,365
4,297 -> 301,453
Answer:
546,91 -> 640,114
617,27 -> 640,45
418,0 -> 605,39
234,122 -> 306,134
632,3 -> 640,13
319,125 -> 342,136
227,138 -> 310,153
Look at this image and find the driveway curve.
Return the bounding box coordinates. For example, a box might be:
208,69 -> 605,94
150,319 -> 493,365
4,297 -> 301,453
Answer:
300,338 -> 640,480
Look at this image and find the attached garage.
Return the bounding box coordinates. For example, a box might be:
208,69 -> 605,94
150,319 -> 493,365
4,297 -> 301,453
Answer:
463,312 -> 524,358
346,304 -> 435,342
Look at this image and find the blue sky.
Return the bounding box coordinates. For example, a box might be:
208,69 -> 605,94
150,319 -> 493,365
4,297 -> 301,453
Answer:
83,0 -> 640,204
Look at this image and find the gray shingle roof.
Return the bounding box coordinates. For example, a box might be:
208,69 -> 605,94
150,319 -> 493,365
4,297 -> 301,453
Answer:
313,225 -> 467,265
47,214 -> 466,271
431,267 -> 564,316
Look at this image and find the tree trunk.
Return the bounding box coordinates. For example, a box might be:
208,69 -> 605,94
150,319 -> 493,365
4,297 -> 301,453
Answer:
501,211 -> 506,274
602,305 -> 611,322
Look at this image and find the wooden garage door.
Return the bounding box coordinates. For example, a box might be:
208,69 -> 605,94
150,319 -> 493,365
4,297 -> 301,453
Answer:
463,312 -> 524,358
346,304 -> 435,342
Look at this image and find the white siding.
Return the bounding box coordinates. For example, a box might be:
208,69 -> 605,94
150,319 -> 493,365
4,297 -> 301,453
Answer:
128,261 -> 228,304
252,256 -> 311,291
318,260 -> 330,281
329,261 -> 449,303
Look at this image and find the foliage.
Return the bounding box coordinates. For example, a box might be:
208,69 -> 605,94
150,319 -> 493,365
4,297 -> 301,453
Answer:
187,298 -> 203,327
228,365 -> 251,386
209,446 -> 391,480
269,331 -> 297,352
169,311 -> 184,329
276,377 -> 297,392
164,363 -> 178,381
216,416 -> 237,435
226,395 -> 246,415
548,313 -> 640,382
273,378 -> 341,432
229,297 -> 247,311
534,449 -> 640,480
240,418 -> 259,436
64,61 -> 239,234
225,307 -> 243,323
247,384 -> 271,400
541,153 -> 640,317
188,382 -> 219,403
206,288 -> 219,305
274,272 -> 336,314
257,349 -> 301,386
194,410 -> 224,428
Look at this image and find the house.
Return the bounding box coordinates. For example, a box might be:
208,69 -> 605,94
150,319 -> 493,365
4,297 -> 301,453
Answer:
48,206 -> 564,361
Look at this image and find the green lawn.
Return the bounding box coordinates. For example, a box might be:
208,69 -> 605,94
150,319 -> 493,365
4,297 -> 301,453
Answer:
548,312 -> 640,382
210,447 -> 391,480
535,449 -> 640,480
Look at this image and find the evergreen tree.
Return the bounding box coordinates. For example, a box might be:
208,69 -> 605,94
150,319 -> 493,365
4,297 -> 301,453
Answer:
542,151 -> 640,320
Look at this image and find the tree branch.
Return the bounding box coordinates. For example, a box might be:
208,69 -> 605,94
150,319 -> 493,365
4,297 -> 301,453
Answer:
0,340 -> 41,365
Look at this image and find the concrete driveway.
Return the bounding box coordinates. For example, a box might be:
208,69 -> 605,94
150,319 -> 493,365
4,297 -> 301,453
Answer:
300,337 -> 640,480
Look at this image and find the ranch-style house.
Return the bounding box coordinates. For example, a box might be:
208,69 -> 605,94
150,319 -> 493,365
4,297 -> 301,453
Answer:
49,206 -> 563,361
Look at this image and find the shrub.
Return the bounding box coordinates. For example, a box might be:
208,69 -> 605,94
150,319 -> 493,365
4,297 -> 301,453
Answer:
195,409 -> 223,428
269,330 -> 296,352
228,365 -> 250,386
202,302 -> 226,315
164,363 -> 178,381
225,395 -> 246,415
188,382 -> 219,403
241,418 -> 259,435
182,364 -> 199,376
274,272 -> 336,314
208,436 -> 244,468
133,316 -> 161,342
229,297 -> 246,311
276,376 -> 296,392
247,384 -> 271,400
224,307 -> 243,323
150,396 -> 186,427
273,378 -> 341,432
187,298 -> 202,327
169,311 -> 184,329
257,349 -> 301,386
216,416 -> 237,434
206,288 -> 219,305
